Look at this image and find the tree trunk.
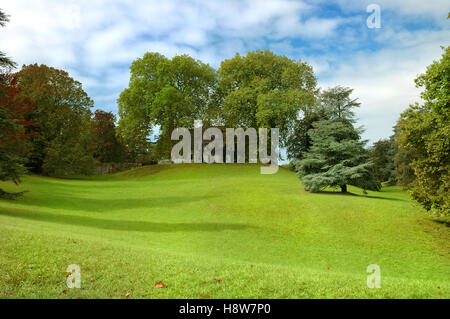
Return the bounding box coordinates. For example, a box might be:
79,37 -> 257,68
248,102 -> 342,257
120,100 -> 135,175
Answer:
340,184 -> 347,193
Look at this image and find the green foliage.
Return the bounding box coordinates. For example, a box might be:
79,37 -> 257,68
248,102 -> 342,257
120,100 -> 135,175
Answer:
286,113 -> 320,160
286,97 -> 334,160
318,86 -> 360,121
370,138 -> 396,185
42,139 -> 96,177
286,86 -> 360,160
92,110 -> 125,163
295,119 -> 380,193
393,124 -> 416,187
117,53 -> 217,160
118,50 -> 318,161
396,46 -> 449,216
0,75 -> 34,197
291,84 -> 377,193
218,50 -> 317,145
14,64 -> 95,176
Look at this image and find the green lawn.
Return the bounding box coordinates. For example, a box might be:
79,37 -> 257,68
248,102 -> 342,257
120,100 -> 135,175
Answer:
0,164 -> 448,299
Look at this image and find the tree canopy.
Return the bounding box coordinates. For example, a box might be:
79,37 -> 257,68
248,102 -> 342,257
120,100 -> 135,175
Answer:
286,86 -> 359,160
294,119 -> 380,193
218,50 -> 317,146
0,9 -> 31,197
117,53 -> 217,159
370,137 -> 396,185
0,75 -> 35,197
15,64 -> 95,176
395,46 -> 449,215
317,86 -> 360,121
92,110 -> 124,163
117,50 -> 319,161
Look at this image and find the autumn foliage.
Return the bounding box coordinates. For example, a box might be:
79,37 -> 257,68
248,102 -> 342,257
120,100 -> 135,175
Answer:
0,74 -> 35,194
0,75 -> 35,144
92,110 -> 124,163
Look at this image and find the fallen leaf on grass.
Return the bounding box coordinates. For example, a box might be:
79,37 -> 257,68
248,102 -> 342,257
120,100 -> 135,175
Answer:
125,292 -> 131,298
155,281 -> 166,288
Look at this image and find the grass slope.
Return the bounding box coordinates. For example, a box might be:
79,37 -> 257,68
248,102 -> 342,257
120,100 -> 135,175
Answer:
0,164 -> 448,299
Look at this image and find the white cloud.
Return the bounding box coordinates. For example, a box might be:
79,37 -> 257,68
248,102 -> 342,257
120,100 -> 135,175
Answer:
1,0 -> 343,70
317,37 -> 448,143
327,0 -> 450,20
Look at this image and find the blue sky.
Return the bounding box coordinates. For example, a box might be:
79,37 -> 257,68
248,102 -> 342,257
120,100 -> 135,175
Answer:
1,0 -> 449,145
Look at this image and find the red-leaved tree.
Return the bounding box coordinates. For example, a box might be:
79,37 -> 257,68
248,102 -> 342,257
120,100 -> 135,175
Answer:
0,74 -> 36,197
92,110 -> 124,163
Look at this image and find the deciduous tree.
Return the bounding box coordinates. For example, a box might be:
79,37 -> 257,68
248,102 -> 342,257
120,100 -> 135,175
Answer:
218,50 -> 317,146
396,46 -> 449,215
0,75 -> 34,197
15,64 -> 95,176
370,138 -> 396,185
92,110 -> 124,163
117,53 -> 217,160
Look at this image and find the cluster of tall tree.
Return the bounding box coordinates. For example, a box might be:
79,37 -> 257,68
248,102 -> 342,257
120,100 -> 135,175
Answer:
0,9 -> 126,196
14,64 -> 97,176
118,50 -> 383,193
117,53 -> 218,160
0,74 -> 35,197
117,50 -> 318,159
0,9 -> 32,197
1,64 -> 127,179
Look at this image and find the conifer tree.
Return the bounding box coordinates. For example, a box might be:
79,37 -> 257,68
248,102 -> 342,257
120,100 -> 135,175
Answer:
295,119 -> 380,193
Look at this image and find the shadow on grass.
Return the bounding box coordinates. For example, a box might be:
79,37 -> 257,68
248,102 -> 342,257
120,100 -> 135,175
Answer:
0,209 -> 255,233
0,189 -> 29,200
54,164 -> 173,181
316,191 -> 404,201
431,219 -> 450,227
17,193 -> 218,212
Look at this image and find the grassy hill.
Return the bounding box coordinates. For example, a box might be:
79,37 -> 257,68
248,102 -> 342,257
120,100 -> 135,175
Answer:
0,164 -> 448,298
